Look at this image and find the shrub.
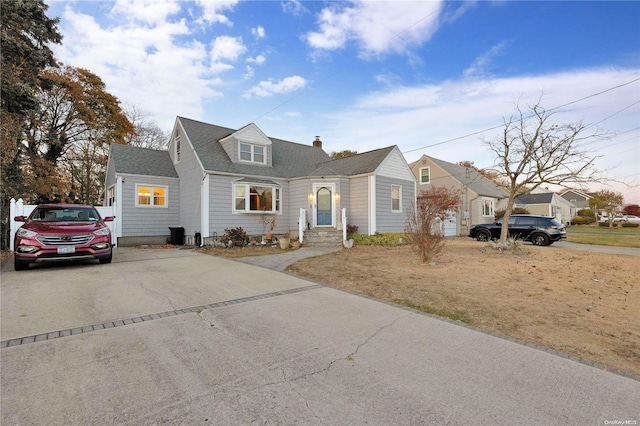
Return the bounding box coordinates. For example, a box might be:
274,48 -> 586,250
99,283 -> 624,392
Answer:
598,222 -> 618,228
346,223 -> 358,238
352,232 -> 408,246
221,227 -> 249,247
621,222 -> 639,228
571,215 -> 594,225
486,237 -> 524,253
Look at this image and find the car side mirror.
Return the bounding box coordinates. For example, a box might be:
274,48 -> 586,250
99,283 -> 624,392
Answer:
14,216 -> 26,222
103,216 -> 114,222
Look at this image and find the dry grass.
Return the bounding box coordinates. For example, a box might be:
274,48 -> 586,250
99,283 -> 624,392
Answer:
286,238 -> 640,376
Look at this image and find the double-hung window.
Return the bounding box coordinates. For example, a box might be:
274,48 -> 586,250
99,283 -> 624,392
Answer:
391,185 -> 402,212
136,185 -> 168,208
239,143 -> 266,164
234,183 -> 280,213
482,198 -> 494,217
419,167 -> 430,184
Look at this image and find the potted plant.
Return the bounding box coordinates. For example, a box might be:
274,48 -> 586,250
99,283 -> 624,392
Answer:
279,233 -> 290,249
260,210 -> 276,242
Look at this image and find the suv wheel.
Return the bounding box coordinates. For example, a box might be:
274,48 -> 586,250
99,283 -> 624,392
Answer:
475,230 -> 491,242
14,258 -> 29,271
531,233 -> 550,246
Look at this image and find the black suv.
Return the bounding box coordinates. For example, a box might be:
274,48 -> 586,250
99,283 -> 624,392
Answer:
468,214 -> 566,246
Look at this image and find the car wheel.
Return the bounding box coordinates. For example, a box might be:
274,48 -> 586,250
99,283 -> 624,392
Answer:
14,258 -> 29,271
531,233 -> 550,246
99,250 -> 112,264
475,230 -> 491,242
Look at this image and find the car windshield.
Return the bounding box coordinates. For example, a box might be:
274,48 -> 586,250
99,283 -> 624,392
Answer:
30,207 -> 99,222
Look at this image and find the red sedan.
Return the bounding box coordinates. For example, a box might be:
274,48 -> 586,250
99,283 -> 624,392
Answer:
13,204 -> 113,271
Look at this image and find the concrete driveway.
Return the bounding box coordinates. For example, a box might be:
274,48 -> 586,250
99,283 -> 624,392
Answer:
1,247 -> 638,425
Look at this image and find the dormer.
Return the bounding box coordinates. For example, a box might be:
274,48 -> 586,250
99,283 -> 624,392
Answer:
220,123 -> 272,167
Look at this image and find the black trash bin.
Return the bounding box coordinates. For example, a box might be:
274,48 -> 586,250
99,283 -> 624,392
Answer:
169,227 -> 185,245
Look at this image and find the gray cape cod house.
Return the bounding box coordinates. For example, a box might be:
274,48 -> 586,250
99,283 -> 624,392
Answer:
105,117 -> 416,246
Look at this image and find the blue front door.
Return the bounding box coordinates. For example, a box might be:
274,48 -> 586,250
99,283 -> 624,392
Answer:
316,187 -> 332,226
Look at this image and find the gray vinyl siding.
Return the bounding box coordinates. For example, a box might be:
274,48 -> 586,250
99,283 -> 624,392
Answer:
120,175 -> 180,237
104,157 -> 116,204
173,130 -> 204,237
376,148 -> 415,181
349,176 -> 370,234
289,179 -> 313,231
208,174 -> 289,237
375,176 -> 414,233
336,177 -> 350,228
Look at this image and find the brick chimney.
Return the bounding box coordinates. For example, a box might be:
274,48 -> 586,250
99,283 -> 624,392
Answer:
313,136 -> 322,149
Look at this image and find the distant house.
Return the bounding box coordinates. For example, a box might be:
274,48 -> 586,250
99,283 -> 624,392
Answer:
409,155 -> 508,236
559,189 -> 592,210
105,117 -> 416,246
515,191 -> 577,225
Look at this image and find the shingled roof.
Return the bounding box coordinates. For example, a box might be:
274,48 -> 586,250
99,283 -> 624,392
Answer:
419,155 -> 508,199
109,117 -> 400,180
515,193 -> 555,204
177,117 -> 396,178
109,143 -> 178,178
178,117 -> 336,178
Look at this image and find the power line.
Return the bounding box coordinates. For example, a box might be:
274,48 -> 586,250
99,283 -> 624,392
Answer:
402,77 -> 640,155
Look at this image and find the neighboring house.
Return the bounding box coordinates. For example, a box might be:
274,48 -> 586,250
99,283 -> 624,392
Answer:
105,117 -> 416,246
409,155 -> 508,236
559,189 -> 592,209
514,191 -> 577,225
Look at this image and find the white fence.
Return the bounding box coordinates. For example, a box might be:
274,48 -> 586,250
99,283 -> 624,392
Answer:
9,198 -> 118,251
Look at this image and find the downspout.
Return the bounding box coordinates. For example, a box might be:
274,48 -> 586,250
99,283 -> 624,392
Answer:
369,175 -> 376,235
200,173 -> 210,247
115,176 -> 123,244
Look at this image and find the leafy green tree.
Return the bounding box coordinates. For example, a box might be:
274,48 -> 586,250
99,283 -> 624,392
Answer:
24,66 -> 134,204
330,150 -> 358,159
589,190 -> 624,228
1,0 -> 62,248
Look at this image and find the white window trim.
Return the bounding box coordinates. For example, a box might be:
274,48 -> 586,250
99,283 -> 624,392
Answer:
238,142 -> 267,165
232,182 -> 281,214
419,167 -> 430,184
391,185 -> 402,213
175,135 -> 181,163
481,197 -> 495,217
107,185 -> 116,207
135,184 -> 169,208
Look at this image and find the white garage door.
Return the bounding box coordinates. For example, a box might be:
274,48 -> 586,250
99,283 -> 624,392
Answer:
443,211 -> 457,237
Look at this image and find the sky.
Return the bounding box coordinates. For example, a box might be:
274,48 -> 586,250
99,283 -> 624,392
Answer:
45,0 -> 640,204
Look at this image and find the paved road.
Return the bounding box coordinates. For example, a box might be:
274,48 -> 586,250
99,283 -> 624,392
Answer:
1,247 -> 638,425
553,240 -> 640,256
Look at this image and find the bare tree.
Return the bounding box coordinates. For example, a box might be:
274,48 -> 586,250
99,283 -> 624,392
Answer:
123,103 -> 169,150
486,99 -> 606,243
406,187 -> 461,263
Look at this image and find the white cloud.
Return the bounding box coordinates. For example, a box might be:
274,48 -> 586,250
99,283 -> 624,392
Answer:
243,65 -> 254,80
319,68 -> 640,201
210,35 -> 246,62
282,0 -> 308,16
53,5 -> 223,131
194,0 -> 238,25
243,75 -> 307,98
463,42 -> 508,78
252,26 -> 266,39
247,55 -> 266,65
111,0 -> 181,24
305,1 -> 443,57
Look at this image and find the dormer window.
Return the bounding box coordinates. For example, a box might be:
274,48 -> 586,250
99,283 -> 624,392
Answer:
239,142 -> 265,164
